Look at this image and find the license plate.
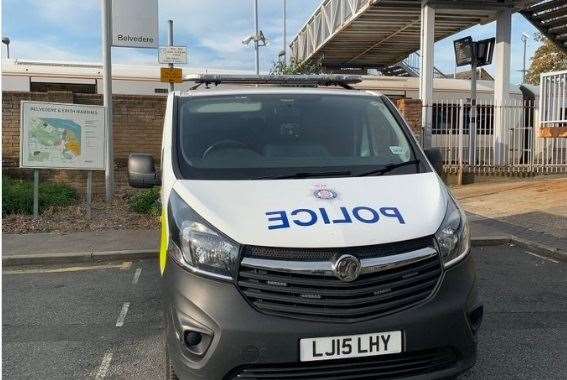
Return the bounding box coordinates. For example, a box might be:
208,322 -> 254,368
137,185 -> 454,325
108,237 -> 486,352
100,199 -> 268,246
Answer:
300,331 -> 402,362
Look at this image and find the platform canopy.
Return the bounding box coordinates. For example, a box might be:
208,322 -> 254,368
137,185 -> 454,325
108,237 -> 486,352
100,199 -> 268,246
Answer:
290,0 -> 534,69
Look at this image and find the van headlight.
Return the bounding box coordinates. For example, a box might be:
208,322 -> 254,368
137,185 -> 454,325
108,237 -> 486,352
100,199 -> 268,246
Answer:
435,196 -> 470,268
168,190 -> 239,280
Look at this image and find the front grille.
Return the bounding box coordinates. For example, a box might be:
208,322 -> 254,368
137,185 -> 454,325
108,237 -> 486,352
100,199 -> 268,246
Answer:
226,348 -> 457,380
237,239 -> 442,322
242,236 -> 433,261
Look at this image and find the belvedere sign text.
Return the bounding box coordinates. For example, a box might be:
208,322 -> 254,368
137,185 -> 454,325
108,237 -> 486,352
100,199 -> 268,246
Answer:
112,0 -> 158,48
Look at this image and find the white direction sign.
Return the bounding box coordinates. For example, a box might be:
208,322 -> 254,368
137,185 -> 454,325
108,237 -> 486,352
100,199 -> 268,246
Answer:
20,102 -> 106,170
112,0 -> 158,48
159,46 -> 188,64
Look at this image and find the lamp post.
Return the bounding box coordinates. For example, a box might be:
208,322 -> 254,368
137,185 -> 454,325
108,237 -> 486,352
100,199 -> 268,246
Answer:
282,0 -> 287,63
254,0 -> 259,74
521,33 -> 529,84
101,0 -> 114,202
168,19 -> 175,92
242,0 -> 267,74
2,37 -> 10,59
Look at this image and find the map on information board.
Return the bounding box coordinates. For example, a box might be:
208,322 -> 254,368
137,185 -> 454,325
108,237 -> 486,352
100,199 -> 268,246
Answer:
29,117 -> 82,162
20,102 -> 106,170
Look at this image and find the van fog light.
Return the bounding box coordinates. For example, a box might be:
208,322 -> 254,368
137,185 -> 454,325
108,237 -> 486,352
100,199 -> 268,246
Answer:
182,330 -> 213,357
184,331 -> 203,347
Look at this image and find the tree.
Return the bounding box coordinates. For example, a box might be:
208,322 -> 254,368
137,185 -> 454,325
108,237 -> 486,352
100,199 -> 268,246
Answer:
526,34 -> 567,85
270,56 -> 323,75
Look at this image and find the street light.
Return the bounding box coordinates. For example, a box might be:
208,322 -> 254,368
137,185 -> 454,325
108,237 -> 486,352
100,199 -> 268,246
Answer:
281,0 -> 287,63
2,37 -> 10,59
242,0 -> 268,74
521,33 -> 529,84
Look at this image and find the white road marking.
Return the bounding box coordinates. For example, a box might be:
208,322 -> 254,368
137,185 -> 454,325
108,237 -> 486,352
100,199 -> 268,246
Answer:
115,302 -> 130,327
524,251 -> 559,264
95,350 -> 113,379
132,268 -> 142,284
3,262 -> 131,275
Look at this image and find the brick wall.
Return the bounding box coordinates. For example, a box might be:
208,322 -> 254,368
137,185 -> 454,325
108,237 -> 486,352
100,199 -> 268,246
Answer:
2,91 -> 166,195
395,98 -> 422,135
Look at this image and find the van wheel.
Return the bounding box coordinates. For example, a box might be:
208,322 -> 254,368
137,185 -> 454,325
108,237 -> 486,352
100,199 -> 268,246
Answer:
165,346 -> 179,380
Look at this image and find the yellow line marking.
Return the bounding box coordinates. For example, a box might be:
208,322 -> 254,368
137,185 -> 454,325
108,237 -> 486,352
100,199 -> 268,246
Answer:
3,262 -> 132,275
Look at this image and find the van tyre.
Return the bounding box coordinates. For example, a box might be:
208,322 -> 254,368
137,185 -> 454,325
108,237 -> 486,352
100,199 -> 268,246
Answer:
165,346 -> 179,380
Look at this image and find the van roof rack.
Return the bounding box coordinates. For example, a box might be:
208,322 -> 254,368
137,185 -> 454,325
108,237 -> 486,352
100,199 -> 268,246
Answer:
186,74 -> 362,90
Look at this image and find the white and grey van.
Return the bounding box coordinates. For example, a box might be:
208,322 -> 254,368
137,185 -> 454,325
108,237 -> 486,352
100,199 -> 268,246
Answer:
128,75 -> 482,380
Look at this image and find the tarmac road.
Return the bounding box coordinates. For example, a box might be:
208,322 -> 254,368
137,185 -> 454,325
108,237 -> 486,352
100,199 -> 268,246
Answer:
2,245 -> 566,379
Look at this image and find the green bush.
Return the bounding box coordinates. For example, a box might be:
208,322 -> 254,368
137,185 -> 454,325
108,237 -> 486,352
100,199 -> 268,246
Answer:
128,187 -> 161,216
2,176 -> 77,215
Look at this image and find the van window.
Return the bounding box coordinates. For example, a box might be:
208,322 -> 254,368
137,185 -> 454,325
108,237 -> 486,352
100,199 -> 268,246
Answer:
176,93 -> 426,179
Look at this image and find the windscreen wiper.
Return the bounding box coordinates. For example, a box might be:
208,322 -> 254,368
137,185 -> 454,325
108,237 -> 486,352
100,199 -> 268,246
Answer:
355,160 -> 421,177
258,170 -> 352,180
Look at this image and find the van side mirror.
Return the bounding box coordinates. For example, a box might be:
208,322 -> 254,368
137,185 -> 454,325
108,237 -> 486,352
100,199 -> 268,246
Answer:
128,153 -> 159,188
424,148 -> 443,175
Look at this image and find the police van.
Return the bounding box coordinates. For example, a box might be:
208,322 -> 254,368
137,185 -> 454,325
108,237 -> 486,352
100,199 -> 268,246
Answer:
128,75 -> 482,379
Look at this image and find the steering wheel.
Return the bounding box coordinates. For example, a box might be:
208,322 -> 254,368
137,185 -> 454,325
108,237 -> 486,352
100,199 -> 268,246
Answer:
202,140 -> 251,159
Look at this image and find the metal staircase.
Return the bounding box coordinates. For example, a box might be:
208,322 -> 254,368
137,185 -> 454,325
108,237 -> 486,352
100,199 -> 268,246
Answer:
521,0 -> 567,54
380,52 -> 447,78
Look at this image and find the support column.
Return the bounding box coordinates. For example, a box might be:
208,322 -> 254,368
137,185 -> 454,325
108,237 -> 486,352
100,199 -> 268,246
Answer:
419,4 -> 435,149
494,8 -> 512,165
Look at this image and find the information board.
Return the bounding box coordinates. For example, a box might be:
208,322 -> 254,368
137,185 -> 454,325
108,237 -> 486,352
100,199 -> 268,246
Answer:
160,67 -> 183,83
20,101 -> 106,170
454,37 -> 474,67
159,46 -> 188,64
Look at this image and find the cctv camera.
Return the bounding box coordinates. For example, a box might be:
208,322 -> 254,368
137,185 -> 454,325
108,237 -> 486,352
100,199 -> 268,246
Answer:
242,36 -> 254,45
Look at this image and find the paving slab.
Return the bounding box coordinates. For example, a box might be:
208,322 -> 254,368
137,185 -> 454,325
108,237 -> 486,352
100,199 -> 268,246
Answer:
2,230 -> 159,256
453,177 -> 567,242
452,177 -> 567,253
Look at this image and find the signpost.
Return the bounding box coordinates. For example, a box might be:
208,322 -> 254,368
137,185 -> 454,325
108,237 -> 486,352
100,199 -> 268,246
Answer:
454,36 -> 495,166
101,0 -> 159,202
159,20 -> 185,92
20,101 -> 106,217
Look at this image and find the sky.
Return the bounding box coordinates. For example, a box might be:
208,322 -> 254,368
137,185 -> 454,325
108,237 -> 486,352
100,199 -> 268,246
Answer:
1,0 -> 540,84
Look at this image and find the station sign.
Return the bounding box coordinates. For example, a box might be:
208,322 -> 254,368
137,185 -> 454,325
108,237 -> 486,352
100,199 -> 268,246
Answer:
159,46 -> 188,65
454,37 -> 474,67
475,38 -> 495,67
160,67 -> 183,83
112,0 -> 158,48
20,102 -> 106,170
454,36 -> 495,68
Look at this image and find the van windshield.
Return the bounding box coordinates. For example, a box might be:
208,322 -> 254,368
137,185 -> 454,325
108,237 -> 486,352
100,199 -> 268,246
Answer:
175,93 -> 427,180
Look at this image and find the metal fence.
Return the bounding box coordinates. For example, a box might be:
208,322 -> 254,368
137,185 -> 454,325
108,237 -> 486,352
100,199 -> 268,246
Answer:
430,99 -> 567,174
540,70 -> 567,128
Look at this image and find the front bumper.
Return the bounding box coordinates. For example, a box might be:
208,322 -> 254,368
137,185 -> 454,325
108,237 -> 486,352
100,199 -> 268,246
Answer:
163,254 -> 481,380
